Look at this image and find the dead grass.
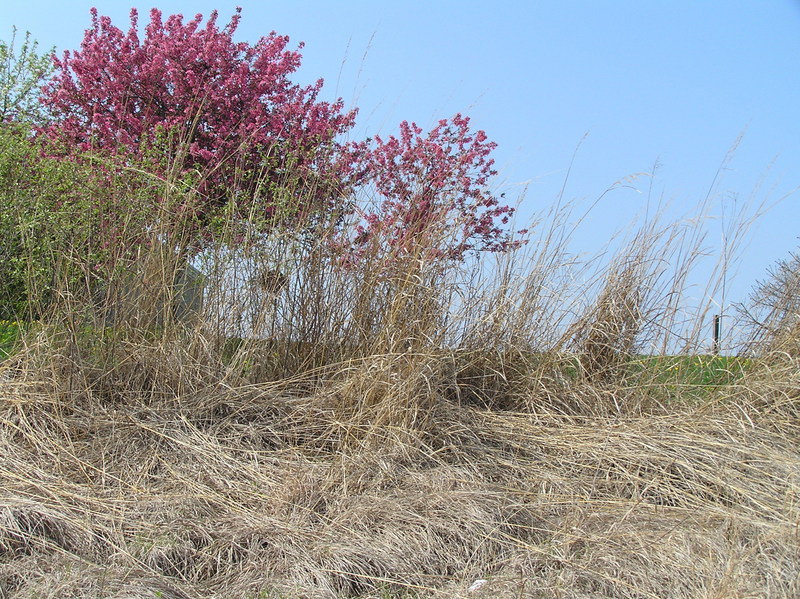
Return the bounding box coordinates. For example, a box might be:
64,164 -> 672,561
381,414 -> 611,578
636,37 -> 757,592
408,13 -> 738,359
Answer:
1,142 -> 797,598
1,335 -> 798,599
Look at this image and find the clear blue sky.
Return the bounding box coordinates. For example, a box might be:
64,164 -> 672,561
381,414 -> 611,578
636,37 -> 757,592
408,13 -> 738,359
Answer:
3,0 -> 799,335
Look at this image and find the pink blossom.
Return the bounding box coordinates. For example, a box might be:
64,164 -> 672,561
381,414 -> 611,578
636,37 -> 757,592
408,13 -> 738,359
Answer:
41,6 -> 357,224
352,114 -> 525,260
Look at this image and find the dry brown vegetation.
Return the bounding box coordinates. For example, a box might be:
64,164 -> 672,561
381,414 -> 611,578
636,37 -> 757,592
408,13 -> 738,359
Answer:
1,169 -> 798,599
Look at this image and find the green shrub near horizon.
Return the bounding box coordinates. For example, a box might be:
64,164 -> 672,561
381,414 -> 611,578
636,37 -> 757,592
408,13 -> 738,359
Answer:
627,353 -> 751,386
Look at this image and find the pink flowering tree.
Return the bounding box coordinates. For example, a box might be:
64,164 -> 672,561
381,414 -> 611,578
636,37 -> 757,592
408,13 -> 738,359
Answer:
351,114 -> 524,261
38,7 -> 522,267
40,7 -> 359,234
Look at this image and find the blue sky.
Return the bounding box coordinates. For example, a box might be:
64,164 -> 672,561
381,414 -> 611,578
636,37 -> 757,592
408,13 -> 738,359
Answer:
3,0 -> 799,341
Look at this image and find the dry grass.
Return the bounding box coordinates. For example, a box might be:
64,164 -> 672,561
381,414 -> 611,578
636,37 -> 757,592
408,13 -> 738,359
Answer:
0,360 -> 797,599
1,145 -> 798,598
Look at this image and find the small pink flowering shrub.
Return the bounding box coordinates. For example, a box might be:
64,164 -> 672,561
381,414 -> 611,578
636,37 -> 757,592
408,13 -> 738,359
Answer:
354,114 -> 524,260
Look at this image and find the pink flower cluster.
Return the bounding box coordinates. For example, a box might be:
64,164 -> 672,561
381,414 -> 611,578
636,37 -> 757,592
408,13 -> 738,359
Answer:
355,114 -> 523,259
41,7 -> 355,210
39,7 -> 524,261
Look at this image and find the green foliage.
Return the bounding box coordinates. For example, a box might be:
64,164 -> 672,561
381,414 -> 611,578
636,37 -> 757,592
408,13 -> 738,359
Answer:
0,119 -> 176,321
0,319 -> 21,358
0,27 -> 54,124
0,125 -> 43,319
0,125 -> 84,319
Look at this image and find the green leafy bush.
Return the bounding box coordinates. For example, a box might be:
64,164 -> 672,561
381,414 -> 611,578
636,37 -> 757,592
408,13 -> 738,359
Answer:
0,319 -> 21,357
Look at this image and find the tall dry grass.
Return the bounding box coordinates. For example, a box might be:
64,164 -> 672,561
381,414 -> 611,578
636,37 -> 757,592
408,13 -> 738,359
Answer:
0,143 -> 797,599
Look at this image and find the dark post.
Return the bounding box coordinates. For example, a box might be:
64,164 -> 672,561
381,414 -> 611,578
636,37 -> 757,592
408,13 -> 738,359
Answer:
712,314 -> 721,355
